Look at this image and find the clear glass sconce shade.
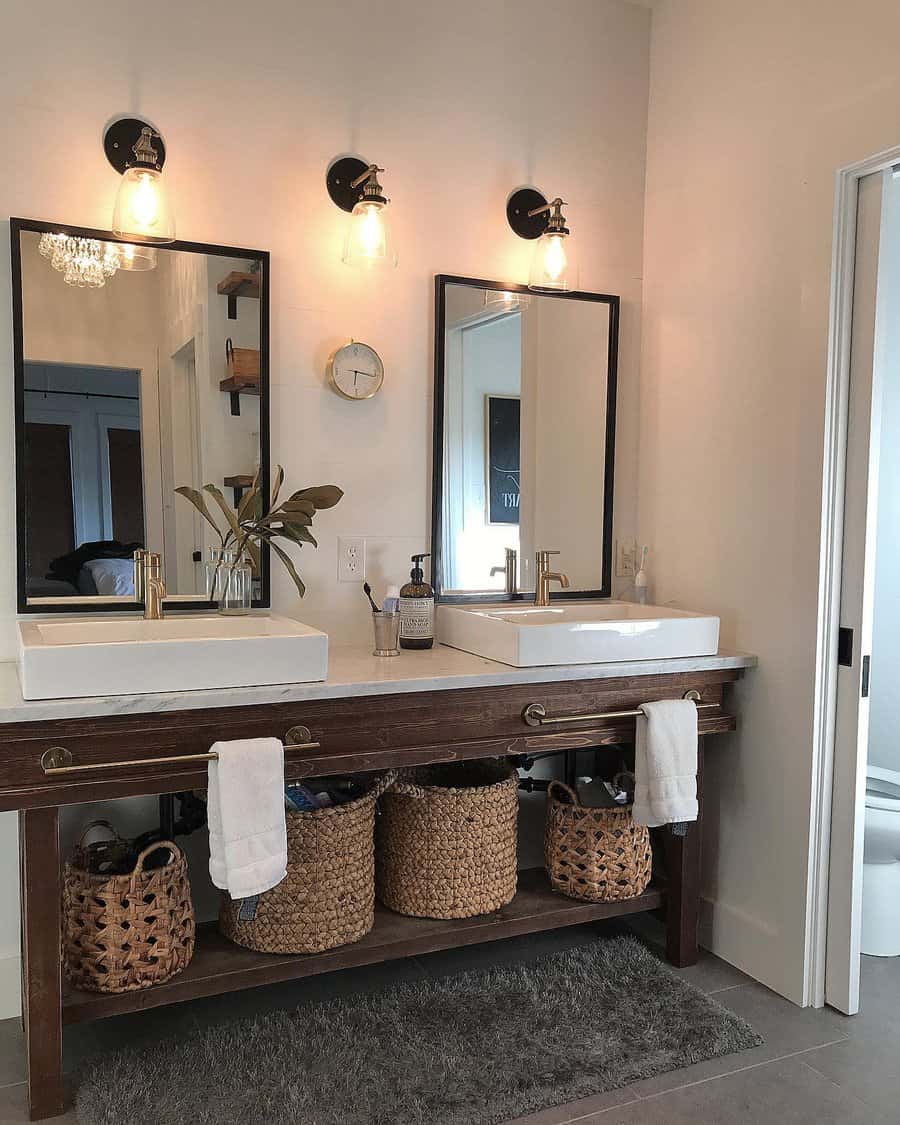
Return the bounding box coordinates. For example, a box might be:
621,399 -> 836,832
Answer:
112,167 -> 175,244
115,242 -> 158,271
342,200 -> 398,268
528,231 -> 575,291
484,289 -> 530,311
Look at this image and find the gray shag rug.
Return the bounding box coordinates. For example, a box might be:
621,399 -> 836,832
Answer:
75,936 -> 762,1125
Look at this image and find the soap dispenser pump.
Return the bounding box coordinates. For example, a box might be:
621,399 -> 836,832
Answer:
399,553 -> 434,650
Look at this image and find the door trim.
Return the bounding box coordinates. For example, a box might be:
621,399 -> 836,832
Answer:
810,145 -> 900,1008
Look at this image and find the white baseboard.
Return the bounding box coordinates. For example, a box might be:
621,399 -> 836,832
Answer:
0,954 -> 20,1021
699,895 -> 804,1005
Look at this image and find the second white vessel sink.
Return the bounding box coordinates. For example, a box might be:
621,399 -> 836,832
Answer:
438,600 -> 719,667
17,614 -> 328,700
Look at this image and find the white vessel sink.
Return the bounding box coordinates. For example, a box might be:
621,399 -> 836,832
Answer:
438,600 -> 719,668
17,614 -> 328,700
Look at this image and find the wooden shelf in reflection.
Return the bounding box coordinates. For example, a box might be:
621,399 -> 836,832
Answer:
217,271 -> 261,319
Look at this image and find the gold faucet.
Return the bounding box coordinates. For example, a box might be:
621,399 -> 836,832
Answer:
535,550 -> 570,607
142,552 -> 167,620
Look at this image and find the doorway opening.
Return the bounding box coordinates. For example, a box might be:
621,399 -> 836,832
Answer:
818,158 -> 900,1015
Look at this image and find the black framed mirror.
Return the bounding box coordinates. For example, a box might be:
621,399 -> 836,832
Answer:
432,275 -> 618,602
11,217 -> 270,613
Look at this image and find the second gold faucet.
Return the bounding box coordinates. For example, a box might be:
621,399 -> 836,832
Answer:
534,550 -> 570,607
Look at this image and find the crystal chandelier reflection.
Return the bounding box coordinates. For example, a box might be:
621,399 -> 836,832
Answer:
38,233 -> 121,288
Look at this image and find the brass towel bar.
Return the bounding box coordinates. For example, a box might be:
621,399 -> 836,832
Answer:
522,690 -> 719,728
39,725 -> 320,775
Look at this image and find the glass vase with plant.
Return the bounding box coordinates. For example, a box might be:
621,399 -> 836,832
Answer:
175,466 -> 342,611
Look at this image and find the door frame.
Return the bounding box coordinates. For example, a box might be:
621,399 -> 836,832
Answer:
810,144 -> 900,1008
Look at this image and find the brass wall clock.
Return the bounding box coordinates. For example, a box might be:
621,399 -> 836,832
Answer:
327,340 -> 384,400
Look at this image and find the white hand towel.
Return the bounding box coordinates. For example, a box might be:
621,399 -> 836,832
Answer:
632,699 -> 698,828
207,738 -> 287,899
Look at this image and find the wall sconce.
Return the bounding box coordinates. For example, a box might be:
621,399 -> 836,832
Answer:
506,188 -> 576,292
327,156 -> 398,268
104,117 -> 176,244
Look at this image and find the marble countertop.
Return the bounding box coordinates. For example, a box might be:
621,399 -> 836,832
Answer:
0,644 -> 756,725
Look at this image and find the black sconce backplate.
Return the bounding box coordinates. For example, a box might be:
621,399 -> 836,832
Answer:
327,156 -> 373,213
507,187 -> 550,240
103,117 -> 166,174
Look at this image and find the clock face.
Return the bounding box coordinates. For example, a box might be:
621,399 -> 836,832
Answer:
328,341 -> 384,400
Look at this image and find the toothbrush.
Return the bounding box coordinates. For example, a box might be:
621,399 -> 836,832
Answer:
362,580 -> 381,613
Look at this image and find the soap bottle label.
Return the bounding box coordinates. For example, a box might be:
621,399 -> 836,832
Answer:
400,598 -> 434,639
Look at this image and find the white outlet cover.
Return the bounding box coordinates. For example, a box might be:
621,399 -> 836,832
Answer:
616,539 -> 636,578
338,536 -> 366,582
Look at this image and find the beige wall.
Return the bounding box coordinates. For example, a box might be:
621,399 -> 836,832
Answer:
0,0 -> 651,1016
0,0 -> 650,646
639,0 -> 900,1002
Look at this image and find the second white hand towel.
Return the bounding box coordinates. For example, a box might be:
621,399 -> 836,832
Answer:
632,699 -> 698,828
208,738 -> 287,899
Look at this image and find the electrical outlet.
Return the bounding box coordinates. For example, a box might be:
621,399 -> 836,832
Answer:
338,536 -> 366,582
616,539 -> 636,578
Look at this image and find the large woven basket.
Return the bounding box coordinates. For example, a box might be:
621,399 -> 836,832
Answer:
220,771 -> 396,955
544,780 -> 653,903
376,759 -> 519,920
63,835 -> 195,994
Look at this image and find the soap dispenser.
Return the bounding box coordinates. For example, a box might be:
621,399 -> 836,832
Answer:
399,553 -> 434,649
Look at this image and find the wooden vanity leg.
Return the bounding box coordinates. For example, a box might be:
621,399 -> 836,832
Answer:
19,807 -> 64,1121
663,741 -> 705,968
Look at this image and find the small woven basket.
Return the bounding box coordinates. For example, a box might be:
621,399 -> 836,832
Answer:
544,780 -> 653,903
63,834 -> 195,994
225,337 -> 260,384
376,759 -> 519,920
220,771 -> 396,955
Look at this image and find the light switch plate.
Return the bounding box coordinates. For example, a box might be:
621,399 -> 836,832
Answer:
616,539 -> 636,578
338,536 -> 366,582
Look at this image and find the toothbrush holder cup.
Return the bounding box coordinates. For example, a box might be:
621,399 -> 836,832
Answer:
372,611 -> 401,657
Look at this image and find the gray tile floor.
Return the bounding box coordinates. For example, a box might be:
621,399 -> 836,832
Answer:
0,917 -> 896,1124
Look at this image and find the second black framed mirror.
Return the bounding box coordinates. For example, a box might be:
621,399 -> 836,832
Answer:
432,274 -> 618,602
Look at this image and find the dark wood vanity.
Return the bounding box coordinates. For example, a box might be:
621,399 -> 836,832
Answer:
5,222 -> 749,1120
0,657 -> 750,1120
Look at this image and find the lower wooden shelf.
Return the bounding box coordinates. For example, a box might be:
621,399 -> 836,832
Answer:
62,868 -> 664,1025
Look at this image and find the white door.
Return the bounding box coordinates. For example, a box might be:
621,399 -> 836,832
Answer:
827,169 -> 894,1013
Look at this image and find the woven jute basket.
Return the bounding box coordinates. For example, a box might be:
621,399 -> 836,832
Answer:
544,780 -> 653,903
220,770 -> 396,955
63,834 -> 195,994
225,337 -> 260,384
376,759 -> 519,920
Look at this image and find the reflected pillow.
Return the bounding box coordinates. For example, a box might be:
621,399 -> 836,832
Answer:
83,558 -> 135,597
